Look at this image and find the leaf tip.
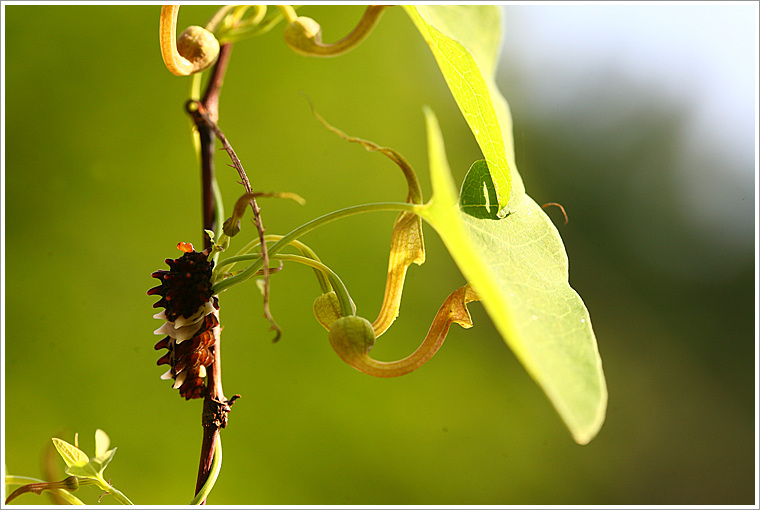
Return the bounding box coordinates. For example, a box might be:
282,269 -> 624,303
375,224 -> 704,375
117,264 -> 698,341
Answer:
569,380 -> 608,445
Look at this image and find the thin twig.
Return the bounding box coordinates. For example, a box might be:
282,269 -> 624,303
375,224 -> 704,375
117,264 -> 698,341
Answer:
541,202 -> 569,225
187,99 -> 281,342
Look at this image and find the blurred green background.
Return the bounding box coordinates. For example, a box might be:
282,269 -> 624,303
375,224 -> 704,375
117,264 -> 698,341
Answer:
3,4 -> 756,505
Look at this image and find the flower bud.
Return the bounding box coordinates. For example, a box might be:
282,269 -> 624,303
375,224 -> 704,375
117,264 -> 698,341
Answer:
328,316 -> 375,365
313,291 -> 343,330
283,16 -> 324,56
177,26 -> 220,73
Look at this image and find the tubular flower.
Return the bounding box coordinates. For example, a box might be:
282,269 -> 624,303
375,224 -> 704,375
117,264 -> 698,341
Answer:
148,243 -> 219,400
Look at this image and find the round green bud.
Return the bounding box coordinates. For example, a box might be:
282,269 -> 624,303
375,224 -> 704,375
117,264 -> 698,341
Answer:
328,316 -> 375,361
313,291 -> 343,330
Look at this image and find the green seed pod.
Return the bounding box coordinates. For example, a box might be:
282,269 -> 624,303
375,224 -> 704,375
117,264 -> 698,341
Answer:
328,316 -> 375,365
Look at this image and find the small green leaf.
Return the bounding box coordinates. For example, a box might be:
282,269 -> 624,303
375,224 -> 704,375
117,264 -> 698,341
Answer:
404,5 -> 512,213
90,447 -> 117,475
94,429 -> 110,458
51,438 -> 89,469
419,108 -> 607,444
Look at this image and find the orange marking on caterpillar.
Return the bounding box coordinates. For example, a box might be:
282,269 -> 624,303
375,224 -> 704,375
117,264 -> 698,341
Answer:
177,242 -> 195,253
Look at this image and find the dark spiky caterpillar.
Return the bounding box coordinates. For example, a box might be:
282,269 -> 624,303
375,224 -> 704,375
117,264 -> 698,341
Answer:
148,243 -> 218,400
148,242 -> 214,321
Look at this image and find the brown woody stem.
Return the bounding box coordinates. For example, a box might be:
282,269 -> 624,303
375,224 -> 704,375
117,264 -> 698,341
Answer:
187,42 -> 238,505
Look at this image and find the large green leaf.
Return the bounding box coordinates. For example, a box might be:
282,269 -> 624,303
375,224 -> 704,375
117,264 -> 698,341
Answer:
404,5 -> 512,214
419,109 -> 607,444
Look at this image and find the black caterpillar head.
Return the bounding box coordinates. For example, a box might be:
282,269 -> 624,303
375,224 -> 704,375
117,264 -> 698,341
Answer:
148,243 -> 215,322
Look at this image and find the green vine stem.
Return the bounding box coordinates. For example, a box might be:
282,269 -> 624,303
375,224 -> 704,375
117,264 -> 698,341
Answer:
218,252 -> 356,318
211,178 -> 225,266
190,435 -> 222,505
204,5 -> 238,34
215,234 -> 332,293
277,5 -> 298,23
212,201 -> 424,295
99,481 -> 134,505
302,97 -> 425,337
211,6 -> 270,43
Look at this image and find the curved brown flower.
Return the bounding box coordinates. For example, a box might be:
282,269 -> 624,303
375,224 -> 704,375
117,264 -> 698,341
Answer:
328,284 -> 480,377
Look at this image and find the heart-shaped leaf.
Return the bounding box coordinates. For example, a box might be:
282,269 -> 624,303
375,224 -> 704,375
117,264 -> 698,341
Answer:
419,110 -> 607,444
